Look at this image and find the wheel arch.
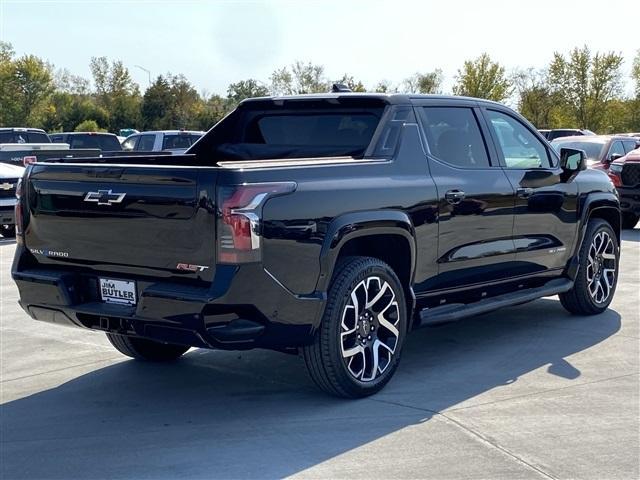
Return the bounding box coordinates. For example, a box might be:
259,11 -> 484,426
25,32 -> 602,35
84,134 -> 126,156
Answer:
316,210 -> 417,324
567,193 -> 621,279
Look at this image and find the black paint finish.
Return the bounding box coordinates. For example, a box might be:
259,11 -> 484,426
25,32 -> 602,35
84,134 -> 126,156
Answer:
12,94 -> 620,351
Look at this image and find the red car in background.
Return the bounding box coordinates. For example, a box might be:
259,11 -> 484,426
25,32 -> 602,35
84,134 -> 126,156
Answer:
550,135 -> 640,229
606,150 -> 640,229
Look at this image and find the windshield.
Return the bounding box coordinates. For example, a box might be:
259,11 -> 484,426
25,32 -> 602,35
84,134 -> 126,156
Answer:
551,140 -> 606,161
69,134 -> 122,151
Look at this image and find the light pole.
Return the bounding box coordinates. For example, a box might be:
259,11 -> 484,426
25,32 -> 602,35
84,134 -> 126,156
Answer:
134,65 -> 151,86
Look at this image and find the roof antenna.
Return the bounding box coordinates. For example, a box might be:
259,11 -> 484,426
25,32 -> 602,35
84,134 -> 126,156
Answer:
331,83 -> 352,93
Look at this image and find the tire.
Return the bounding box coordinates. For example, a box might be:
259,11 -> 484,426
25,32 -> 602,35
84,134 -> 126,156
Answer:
622,213 -> 638,230
1,225 -> 16,238
560,219 -> 619,315
106,333 -> 189,361
302,256 -> 407,398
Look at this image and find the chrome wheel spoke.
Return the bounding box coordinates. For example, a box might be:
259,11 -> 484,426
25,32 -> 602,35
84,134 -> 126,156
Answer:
586,230 -> 617,305
340,275 -> 401,383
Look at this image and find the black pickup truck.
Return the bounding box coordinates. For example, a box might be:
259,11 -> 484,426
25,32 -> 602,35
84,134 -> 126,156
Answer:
11,94 -> 621,397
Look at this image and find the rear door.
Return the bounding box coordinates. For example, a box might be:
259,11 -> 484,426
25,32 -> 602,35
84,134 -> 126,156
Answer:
482,107 -> 578,275
416,101 -> 516,290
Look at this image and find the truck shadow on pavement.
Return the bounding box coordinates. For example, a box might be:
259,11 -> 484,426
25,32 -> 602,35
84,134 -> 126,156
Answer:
1,298 -> 621,479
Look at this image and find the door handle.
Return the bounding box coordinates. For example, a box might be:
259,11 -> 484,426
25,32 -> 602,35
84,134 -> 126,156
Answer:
517,187 -> 534,198
445,190 -> 466,205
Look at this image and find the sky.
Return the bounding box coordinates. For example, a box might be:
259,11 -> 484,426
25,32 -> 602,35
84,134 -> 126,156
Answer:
1,0 -> 638,97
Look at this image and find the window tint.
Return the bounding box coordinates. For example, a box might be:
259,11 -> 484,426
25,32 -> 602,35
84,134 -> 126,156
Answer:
622,140 -> 638,154
69,134 -> 121,151
122,136 -> 137,151
253,113 -> 379,149
0,132 -> 15,143
136,134 -> 156,151
608,141 -> 625,160
421,107 -> 490,168
27,133 -> 50,143
486,110 -> 550,169
162,134 -> 201,150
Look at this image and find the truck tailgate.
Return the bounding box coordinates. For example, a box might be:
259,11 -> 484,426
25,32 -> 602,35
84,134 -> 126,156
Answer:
23,163 -> 217,282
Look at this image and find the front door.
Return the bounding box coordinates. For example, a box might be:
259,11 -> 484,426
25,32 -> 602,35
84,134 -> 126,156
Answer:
481,108 -> 579,275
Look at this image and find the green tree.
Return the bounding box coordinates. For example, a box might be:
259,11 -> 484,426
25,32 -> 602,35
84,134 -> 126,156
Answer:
196,94 -> 228,131
75,119 -> 102,132
453,53 -> 511,102
270,61 -> 327,95
89,57 -> 141,131
513,68 -> 559,128
335,74 -> 366,92
402,70 -> 443,94
2,53 -> 55,126
548,46 -> 624,131
373,80 -> 395,93
632,50 -> 640,99
141,75 -> 172,130
0,42 -> 20,125
227,79 -> 269,104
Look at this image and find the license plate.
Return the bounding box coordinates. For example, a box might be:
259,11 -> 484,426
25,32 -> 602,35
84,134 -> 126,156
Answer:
99,278 -> 136,305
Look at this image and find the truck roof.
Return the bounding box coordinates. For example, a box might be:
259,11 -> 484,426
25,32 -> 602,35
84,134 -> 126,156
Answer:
0,127 -> 47,133
239,92 -> 506,108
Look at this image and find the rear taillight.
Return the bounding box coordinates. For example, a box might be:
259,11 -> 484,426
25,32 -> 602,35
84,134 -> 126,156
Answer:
15,178 -> 23,241
217,182 -> 296,264
23,156 -> 36,166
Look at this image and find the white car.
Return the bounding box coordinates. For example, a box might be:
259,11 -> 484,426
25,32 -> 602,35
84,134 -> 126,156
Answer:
0,162 -> 25,237
121,130 -> 205,154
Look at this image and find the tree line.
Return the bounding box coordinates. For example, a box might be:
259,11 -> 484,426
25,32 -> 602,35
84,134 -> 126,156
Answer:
1,41 -> 639,134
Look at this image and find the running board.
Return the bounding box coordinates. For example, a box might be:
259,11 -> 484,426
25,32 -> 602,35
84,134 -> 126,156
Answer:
417,278 -> 574,327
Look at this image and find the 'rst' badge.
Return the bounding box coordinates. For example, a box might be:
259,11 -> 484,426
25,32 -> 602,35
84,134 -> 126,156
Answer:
176,263 -> 209,272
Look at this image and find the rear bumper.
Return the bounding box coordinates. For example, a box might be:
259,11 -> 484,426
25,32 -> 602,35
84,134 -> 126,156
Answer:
12,247 -> 324,350
617,186 -> 640,215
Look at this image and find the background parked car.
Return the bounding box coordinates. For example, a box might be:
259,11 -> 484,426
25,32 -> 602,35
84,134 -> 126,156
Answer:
538,129 -> 551,139
50,132 -> 122,151
546,129 -> 596,141
122,130 -> 205,154
606,149 -> 640,229
0,127 -> 50,144
0,162 -> 24,237
550,135 -> 639,169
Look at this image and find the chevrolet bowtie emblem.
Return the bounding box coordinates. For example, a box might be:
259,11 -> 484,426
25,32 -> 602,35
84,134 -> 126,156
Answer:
84,189 -> 126,206
0,182 -> 14,191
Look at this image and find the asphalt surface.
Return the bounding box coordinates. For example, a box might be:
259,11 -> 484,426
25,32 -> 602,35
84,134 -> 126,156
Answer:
1,230 -> 638,479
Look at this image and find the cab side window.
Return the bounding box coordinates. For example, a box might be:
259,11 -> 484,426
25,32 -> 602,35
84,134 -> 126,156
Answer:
420,107 -> 490,168
486,110 -> 551,169
122,136 -> 138,151
136,134 -> 156,151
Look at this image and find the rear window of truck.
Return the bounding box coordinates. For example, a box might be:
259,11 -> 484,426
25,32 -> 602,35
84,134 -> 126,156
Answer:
69,134 -> 122,151
196,99 -> 387,161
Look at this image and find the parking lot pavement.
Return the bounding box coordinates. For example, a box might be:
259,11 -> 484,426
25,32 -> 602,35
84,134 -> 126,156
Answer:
1,231 -> 638,480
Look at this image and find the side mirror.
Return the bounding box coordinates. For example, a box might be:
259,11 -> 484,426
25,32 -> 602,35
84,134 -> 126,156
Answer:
607,153 -> 623,164
560,147 -> 586,172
